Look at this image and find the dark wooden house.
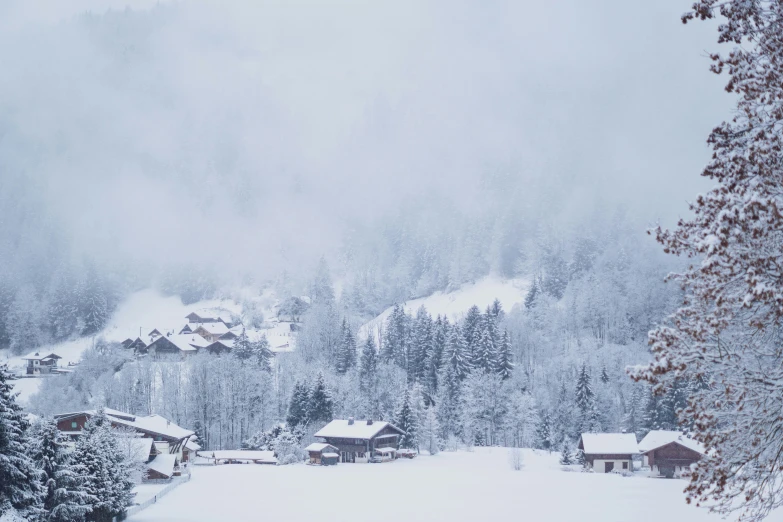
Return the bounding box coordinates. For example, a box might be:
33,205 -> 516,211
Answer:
578,433 -> 638,473
144,334 -> 208,357
638,430 -> 704,478
314,419 -> 404,463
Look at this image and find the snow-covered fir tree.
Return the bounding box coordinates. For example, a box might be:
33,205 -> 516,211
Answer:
558,441 -> 573,465
28,418 -> 92,522
418,407 -> 441,455
0,365 -> 42,520
394,388 -> 418,450
69,409 -> 134,522
308,372 -> 334,425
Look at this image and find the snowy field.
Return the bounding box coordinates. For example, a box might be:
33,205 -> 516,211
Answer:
127,448 -> 775,522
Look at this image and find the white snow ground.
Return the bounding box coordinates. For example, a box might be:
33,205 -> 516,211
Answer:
360,276 -> 529,341
127,447 -> 771,522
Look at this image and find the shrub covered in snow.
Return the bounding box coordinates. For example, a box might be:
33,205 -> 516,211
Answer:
507,448 -> 524,471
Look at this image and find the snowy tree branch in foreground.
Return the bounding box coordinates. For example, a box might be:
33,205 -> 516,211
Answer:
632,2 -> 783,520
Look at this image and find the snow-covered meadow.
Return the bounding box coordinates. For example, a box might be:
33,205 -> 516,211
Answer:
127,448 -> 770,522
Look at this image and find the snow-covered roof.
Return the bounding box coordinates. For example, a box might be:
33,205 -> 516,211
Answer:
111,413 -> 194,440
638,430 -> 705,455
147,454 -> 178,478
127,437 -> 154,463
305,443 -> 337,452
193,322 -> 229,336
21,352 -> 60,361
376,447 -> 397,453
185,439 -> 201,452
579,433 -> 638,455
315,420 -> 402,440
151,334 -> 209,352
188,310 -> 233,324
197,450 -> 277,463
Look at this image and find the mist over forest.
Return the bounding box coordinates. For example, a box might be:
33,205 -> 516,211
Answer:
9,2 -> 781,520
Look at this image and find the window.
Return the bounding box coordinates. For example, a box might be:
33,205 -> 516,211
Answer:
622,462 -> 628,470
71,421 -> 77,429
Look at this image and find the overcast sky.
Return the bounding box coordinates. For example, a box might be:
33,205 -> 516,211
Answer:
0,0 -> 730,276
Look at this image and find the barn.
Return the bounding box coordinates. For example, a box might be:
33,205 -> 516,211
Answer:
314,418 -> 404,463
305,443 -> 339,465
578,433 -> 638,473
638,430 -> 705,478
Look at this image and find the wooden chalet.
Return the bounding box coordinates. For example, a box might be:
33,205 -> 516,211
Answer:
314,418 -> 404,463
578,433 -> 638,473
148,328 -> 164,341
53,408 -> 196,463
305,443 -> 339,465
22,352 -> 61,375
638,430 -> 705,478
192,322 -> 230,343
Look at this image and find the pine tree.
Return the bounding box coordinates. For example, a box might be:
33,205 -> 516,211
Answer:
0,365 -> 43,519
67,409 -> 134,522
444,324 -> 471,379
489,298 -> 503,320
418,407 -> 441,455
575,448 -> 586,467
495,330 -> 514,379
425,316 -> 447,394
475,317 -> 496,372
408,307 -> 432,385
78,265 -> 109,336
336,319 -> 357,374
600,366 -> 610,384
308,372 -> 334,424
574,364 -> 600,435
558,441 -> 573,465
382,305 -> 409,369
232,329 -> 254,360
251,335 -> 274,371
395,388 -> 418,450
435,363 -> 461,441
524,277 -> 540,309
286,381 -> 310,428
28,418 -> 91,522
535,411 -> 553,451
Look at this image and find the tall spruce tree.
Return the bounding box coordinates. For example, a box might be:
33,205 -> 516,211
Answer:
0,365 -> 42,520
336,319 -> 357,374
251,335 -> 274,371
68,409 -> 134,522
28,418 -> 91,522
286,381 -> 310,428
232,329 -> 253,360
495,330 -> 514,379
394,388 -> 418,450
444,324 -> 471,379
535,411 -> 553,451
308,372 -> 334,424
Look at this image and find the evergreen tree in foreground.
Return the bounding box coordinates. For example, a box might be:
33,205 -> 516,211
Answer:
69,409 -> 134,522
0,365 -> 42,520
495,330 -> 514,380
28,418 -> 92,522
251,335 -> 274,371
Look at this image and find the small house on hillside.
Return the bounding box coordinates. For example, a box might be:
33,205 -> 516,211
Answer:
314,418 -> 404,463
305,443 -> 339,465
638,430 -> 705,478
578,433 -> 638,473
22,352 -> 61,375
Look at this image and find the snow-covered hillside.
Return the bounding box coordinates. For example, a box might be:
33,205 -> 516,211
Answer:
1,288 -> 294,403
360,276 -> 529,340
